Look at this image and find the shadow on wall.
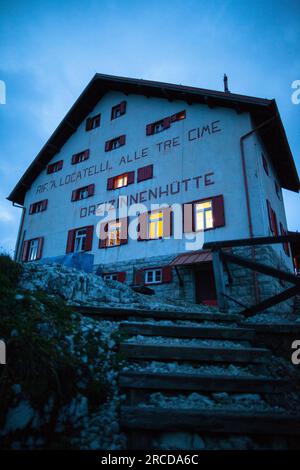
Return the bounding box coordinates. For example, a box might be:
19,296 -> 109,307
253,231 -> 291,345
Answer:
37,253 -> 94,273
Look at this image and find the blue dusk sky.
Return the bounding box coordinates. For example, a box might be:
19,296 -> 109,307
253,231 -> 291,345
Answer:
0,0 -> 299,255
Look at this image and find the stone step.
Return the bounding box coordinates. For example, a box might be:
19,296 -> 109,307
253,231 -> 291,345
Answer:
75,305 -> 241,323
121,406 -> 300,436
120,343 -> 270,363
119,371 -> 291,394
120,322 -> 256,341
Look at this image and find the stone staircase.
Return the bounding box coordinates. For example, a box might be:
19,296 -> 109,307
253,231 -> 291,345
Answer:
77,305 -> 300,450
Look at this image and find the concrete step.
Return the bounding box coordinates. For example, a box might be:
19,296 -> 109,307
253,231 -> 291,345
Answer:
120,343 -> 271,363
120,322 -> 256,341
119,370 -> 291,394
121,406 -> 300,436
75,305 -> 241,323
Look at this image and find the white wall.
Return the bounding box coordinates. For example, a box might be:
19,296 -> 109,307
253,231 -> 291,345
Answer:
21,91 -> 288,265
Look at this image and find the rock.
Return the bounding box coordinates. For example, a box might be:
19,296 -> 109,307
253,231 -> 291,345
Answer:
212,392 -> 232,404
3,401 -> 35,434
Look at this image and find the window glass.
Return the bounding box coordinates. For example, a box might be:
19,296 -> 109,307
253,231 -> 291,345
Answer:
28,239 -> 39,261
195,200 -> 213,231
74,228 -> 87,252
114,174 -> 128,189
107,221 -> 121,247
149,211 -> 163,239
145,269 -> 162,284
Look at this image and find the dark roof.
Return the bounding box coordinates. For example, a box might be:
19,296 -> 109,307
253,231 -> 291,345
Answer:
8,73 -> 300,204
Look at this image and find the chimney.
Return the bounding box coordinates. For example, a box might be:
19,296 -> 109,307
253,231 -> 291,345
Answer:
223,74 -> 230,93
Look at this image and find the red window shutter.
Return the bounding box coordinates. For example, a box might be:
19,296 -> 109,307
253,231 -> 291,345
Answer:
262,154 -> 269,175
88,184 -> 95,197
119,135 -> 126,146
66,229 -> 75,253
134,269 -> 144,284
21,240 -> 29,262
117,272 -> 126,283
105,140 -> 111,152
85,225 -> 94,251
137,164 -> 153,182
99,223 -> 108,248
84,150 -> 90,160
71,189 -> 78,201
212,195 -> 225,228
119,217 -> 128,245
163,117 -> 171,129
29,203 -> 35,215
120,101 -> 126,115
162,207 -> 172,237
47,163 -> 53,174
272,210 -> 278,236
183,203 -> 193,233
137,212 -> 148,241
146,124 -> 153,136
58,160 -> 63,170
36,237 -> 44,260
71,154 -> 78,164
266,200 -> 273,232
127,171 -> 135,185
107,177 -> 115,191
42,200 -> 48,211
86,118 -> 92,131
162,266 -> 173,283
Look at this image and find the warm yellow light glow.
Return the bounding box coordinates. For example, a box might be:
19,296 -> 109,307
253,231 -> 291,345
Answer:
195,201 -> 213,230
149,211 -> 163,239
107,222 -> 121,246
114,174 -> 128,189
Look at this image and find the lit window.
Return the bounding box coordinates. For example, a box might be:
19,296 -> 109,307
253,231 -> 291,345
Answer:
149,211 -> 163,239
145,269 -> 162,284
107,221 -> 121,247
28,239 -> 39,261
103,273 -> 118,281
195,200 -> 213,231
114,174 -> 128,189
74,228 -> 87,252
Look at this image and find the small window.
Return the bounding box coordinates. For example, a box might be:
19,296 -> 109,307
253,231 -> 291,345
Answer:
47,160 -> 63,174
149,211 -> 164,239
275,181 -> 281,199
145,269 -> 162,285
103,273 -> 118,281
114,174 -> 128,189
28,239 -> 39,261
171,110 -> 186,122
105,135 -> 126,152
111,101 -> 126,120
194,200 -> 213,231
29,199 -> 48,215
107,221 -> 121,247
22,237 -> 43,262
72,184 -> 94,202
107,171 -> 134,190
153,121 -> 165,134
72,150 -> 89,165
262,153 -> 269,175
74,228 -> 88,252
86,114 -> 101,131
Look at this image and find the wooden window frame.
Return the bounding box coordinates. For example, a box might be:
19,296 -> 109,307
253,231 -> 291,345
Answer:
86,114 -> 101,131
47,160 -> 63,174
29,199 -> 48,215
71,150 -> 90,165
111,101 -> 126,120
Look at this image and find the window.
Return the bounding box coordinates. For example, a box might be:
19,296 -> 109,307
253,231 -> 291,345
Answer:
103,273 -> 118,281
103,272 -> 126,282
262,153 -> 269,175
47,160 -> 63,174
105,135 -> 126,152
146,110 -> 186,136
266,200 -> 278,236
71,150 -> 89,165
280,223 -> 290,256
71,184 -> 95,202
107,171 -> 134,190
111,101 -> 126,120
21,237 -> 44,262
145,268 -> 162,284
29,199 -> 48,215
149,211 -> 163,239
137,164 -> 153,183
86,114 -> 101,131
275,181 -> 281,199
99,218 -> 128,248
194,200 -> 213,231
66,226 -> 93,253
183,195 -> 225,233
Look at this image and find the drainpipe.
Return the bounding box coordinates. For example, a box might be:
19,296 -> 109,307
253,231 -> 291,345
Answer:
12,203 -> 26,261
239,115 -> 276,303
